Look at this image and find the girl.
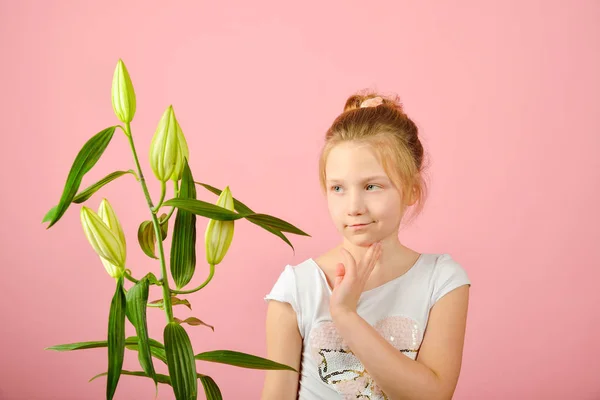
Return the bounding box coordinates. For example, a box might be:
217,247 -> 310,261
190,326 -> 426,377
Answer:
262,92 -> 471,400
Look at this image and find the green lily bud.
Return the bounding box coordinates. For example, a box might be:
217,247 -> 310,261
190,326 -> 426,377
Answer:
149,105 -> 181,182
205,186 -> 235,266
170,123 -> 189,182
80,203 -> 126,278
97,199 -> 127,278
99,251 -> 122,279
111,59 -> 136,123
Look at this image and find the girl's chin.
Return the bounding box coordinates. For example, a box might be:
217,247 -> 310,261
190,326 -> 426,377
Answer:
344,234 -> 379,247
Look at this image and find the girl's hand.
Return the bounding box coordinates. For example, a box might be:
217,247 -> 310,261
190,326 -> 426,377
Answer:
330,242 -> 383,319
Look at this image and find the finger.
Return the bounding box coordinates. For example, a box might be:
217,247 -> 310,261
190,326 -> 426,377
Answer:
333,263 -> 345,288
335,263 -> 345,276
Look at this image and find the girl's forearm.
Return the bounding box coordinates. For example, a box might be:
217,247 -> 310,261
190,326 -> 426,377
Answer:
333,311 -> 445,400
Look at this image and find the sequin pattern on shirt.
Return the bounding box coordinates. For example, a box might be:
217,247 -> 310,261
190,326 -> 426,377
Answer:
308,315 -> 423,399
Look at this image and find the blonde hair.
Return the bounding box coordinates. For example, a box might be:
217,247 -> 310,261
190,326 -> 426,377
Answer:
318,90 -> 429,225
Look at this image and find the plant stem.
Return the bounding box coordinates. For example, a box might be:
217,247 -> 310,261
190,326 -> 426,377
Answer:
151,181 -> 166,212
170,264 -> 215,295
123,269 -> 139,284
123,123 -> 174,323
157,181 -> 179,222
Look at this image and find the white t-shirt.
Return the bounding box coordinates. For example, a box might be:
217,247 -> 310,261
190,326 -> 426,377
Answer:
264,252 -> 471,400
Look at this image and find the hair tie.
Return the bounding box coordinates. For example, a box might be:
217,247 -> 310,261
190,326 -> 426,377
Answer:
360,96 -> 384,108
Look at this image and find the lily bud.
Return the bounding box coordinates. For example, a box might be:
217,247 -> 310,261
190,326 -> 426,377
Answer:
111,59 -> 136,123
149,105 -> 181,182
170,123 -> 189,182
99,252 -> 122,279
205,187 -> 235,265
80,203 -> 126,278
97,199 -> 127,278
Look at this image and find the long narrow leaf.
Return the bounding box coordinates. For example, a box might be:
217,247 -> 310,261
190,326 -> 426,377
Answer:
174,317 -> 214,331
126,344 -> 168,364
254,223 -> 295,251
125,277 -> 157,389
161,198 -> 245,221
107,277 -> 127,400
45,336 -> 164,351
90,370 -> 171,385
164,322 -> 198,400
194,350 -> 297,371
148,296 -> 192,310
72,170 -> 137,203
44,126 -> 116,228
195,182 -> 254,214
195,182 -> 296,250
43,170 -> 137,223
170,159 -> 197,288
199,375 -> 222,400
90,370 -> 221,398
245,213 -> 310,236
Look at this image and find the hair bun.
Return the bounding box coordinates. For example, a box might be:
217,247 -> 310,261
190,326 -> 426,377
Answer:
343,90 -> 404,114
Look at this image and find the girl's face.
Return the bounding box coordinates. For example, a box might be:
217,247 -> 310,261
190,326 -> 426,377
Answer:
325,141 -> 406,247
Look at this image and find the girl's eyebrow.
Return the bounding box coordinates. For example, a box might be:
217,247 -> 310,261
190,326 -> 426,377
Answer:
326,175 -> 389,184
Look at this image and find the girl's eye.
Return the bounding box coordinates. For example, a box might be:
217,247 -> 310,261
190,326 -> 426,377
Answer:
366,184 -> 379,191
331,185 -> 342,192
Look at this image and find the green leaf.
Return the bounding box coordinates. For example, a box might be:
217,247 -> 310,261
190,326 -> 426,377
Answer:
71,169 -> 138,203
43,126 -> 116,228
125,277 -> 157,389
46,340 -> 116,351
90,370 -> 171,385
159,213 -> 169,240
142,272 -> 162,286
107,277 -> 127,400
45,336 -> 163,351
170,159 -> 197,289
253,223 -> 295,251
164,322 -> 198,400
42,206 -> 58,224
89,370 -> 222,400
137,220 -> 159,259
137,217 -> 169,260
199,375 -> 222,400
162,198 -> 245,221
126,344 -> 168,364
244,213 -> 310,236
148,296 -> 191,310
195,182 -> 254,214
126,336 -> 164,349
173,317 -> 214,331
194,350 -> 297,372
195,182 -> 297,250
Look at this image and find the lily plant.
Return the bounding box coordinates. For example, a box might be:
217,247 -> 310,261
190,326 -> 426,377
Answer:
43,59 -> 308,400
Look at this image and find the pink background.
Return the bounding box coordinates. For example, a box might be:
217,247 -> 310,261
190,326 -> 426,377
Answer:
2,1 -> 599,399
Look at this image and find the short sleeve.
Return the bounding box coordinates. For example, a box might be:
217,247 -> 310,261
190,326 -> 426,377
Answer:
430,254 -> 471,308
264,265 -> 302,332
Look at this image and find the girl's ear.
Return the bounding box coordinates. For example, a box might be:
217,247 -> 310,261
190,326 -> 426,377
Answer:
405,185 -> 418,207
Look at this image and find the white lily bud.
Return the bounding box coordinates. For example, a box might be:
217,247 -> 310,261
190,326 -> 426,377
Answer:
170,122 -> 189,181
149,105 -> 181,182
205,187 -> 235,265
111,59 -> 136,123
80,201 -> 126,278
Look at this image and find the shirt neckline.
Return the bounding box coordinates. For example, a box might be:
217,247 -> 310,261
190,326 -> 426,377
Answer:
308,253 -> 426,296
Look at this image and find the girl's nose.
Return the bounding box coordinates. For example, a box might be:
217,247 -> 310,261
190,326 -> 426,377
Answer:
347,191 -> 366,216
